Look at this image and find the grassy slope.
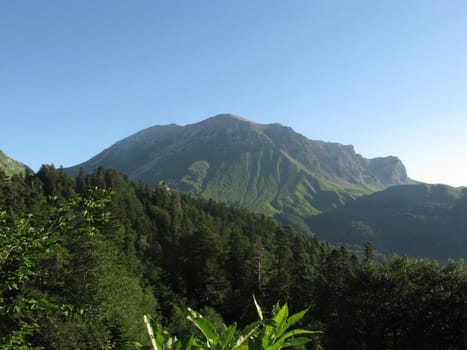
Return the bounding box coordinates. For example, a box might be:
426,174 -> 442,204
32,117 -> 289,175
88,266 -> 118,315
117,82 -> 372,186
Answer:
64,115 -> 409,233
0,150 -> 28,176
160,145 -> 376,233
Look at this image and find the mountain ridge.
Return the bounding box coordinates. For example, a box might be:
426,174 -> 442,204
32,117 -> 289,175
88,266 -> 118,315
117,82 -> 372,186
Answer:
65,114 -> 415,230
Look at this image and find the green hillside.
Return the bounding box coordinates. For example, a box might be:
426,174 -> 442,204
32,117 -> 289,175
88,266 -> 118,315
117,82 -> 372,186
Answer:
308,183 -> 467,260
66,114 -> 414,231
0,150 -> 29,176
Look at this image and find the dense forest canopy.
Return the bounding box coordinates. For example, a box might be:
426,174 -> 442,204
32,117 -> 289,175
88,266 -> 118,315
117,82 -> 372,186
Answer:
1,166 -> 466,349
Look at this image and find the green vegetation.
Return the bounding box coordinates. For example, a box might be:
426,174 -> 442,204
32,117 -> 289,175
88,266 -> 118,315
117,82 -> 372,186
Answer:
309,183 -> 467,260
140,299 -> 320,350
0,150 -> 28,177
65,115 -> 413,233
1,166 -> 467,349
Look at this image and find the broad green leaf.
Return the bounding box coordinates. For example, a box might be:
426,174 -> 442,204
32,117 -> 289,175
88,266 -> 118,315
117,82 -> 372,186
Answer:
240,320 -> 261,335
183,335 -> 195,350
280,328 -> 319,339
188,316 -> 220,345
234,345 -> 248,350
273,303 -> 289,325
155,330 -> 165,350
283,308 -> 309,330
234,321 -> 261,348
272,303 -> 289,337
275,328 -> 320,347
280,337 -> 311,349
221,323 -> 237,349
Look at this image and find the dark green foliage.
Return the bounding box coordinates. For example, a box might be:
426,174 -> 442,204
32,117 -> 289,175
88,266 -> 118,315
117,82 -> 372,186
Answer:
0,169 -> 160,349
140,299 -> 320,350
1,166 -> 467,349
309,183 -> 467,260
0,211 -> 54,349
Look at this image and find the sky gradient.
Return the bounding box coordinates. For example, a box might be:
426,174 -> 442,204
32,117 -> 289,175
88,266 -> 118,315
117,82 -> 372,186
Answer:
1,0 -> 466,186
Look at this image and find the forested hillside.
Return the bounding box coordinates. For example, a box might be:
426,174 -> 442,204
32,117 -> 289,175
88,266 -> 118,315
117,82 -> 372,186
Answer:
1,166 -> 466,349
309,184 -> 467,260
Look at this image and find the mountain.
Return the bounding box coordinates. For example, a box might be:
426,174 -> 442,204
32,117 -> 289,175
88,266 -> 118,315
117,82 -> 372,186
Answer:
0,150 -> 29,176
66,114 -> 414,230
308,183 -> 467,260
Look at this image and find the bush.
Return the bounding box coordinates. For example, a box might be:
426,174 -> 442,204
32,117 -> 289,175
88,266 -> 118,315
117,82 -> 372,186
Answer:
137,297 -> 321,350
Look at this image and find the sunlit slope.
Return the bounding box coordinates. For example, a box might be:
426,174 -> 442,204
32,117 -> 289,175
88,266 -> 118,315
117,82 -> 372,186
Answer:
66,114 -> 414,229
0,150 -> 29,176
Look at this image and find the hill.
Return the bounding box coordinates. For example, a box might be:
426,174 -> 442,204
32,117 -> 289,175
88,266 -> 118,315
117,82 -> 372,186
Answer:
0,150 -> 29,176
308,183 -> 467,260
66,114 -> 414,231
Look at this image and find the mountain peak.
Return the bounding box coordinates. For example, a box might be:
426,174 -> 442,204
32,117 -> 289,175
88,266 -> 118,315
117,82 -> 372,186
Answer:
199,113 -> 258,127
65,114 -> 414,231
210,113 -> 251,121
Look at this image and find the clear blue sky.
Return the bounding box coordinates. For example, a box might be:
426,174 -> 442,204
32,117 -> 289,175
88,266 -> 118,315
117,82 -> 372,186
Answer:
1,0 -> 466,186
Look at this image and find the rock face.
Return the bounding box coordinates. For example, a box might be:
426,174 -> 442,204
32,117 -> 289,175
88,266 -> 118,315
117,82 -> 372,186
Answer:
368,156 -> 409,185
66,114 -> 414,230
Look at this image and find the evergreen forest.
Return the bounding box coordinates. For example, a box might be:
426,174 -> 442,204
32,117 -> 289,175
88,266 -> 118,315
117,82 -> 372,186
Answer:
1,166 -> 467,349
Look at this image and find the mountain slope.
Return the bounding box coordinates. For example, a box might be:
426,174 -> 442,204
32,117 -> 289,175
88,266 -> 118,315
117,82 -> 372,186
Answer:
308,183 -> 467,260
0,150 -> 29,176
66,114 -> 414,230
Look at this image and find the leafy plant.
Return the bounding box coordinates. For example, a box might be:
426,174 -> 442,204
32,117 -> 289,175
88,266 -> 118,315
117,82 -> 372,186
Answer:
138,297 -> 321,350
0,211 -> 52,349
